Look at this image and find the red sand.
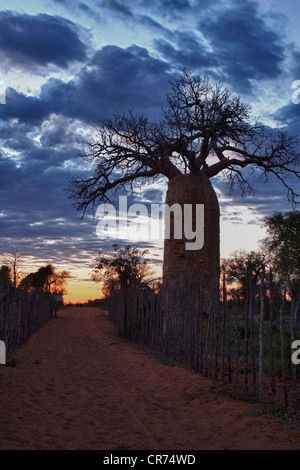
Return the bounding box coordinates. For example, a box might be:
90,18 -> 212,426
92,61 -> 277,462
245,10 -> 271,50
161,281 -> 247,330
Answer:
0,307 -> 299,450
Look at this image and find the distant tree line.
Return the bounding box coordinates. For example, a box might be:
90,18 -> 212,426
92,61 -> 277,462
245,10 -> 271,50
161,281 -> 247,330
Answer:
0,250 -> 69,299
222,210 -> 300,323
91,243 -> 155,298
19,264 -> 69,298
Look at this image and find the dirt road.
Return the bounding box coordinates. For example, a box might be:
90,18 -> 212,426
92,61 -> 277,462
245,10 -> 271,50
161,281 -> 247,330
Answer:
0,307 -> 299,450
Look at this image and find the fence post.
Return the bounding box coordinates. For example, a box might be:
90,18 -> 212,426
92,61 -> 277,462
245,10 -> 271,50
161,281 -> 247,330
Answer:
0,285 -> 51,352
259,266 -> 265,400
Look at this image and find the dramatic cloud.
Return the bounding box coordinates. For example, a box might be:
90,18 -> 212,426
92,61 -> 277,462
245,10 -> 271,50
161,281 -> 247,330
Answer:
197,1 -> 286,91
136,0 -> 193,17
55,0 -> 194,17
101,0 -> 135,17
0,88 -> 51,124
0,45 -> 172,125
137,14 -> 170,35
274,99 -> 300,129
155,1 -> 286,92
0,41 -> 174,256
154,31 -> 214,70
0,11 -> 87,70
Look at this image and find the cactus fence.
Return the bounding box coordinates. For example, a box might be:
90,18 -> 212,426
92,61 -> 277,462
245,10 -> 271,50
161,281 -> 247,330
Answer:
0,285 -> 51,352
109,281 -> 300,411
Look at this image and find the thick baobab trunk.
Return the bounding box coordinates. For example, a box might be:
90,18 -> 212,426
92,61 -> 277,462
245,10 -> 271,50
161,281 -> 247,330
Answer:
162,172 -> 220,314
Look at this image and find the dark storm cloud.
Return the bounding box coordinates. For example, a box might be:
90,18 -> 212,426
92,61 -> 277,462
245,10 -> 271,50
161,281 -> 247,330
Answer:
272,89 -> 300,154
0,115 -> 165,266
82,0 -> 193,18
0,11 -> 87,70
0,0 -> 295,273
137,15 -> 170,34
47,0 -> 286,96
155,1 -> 286,93
290,50 -> 300,81
79,2 -> 92,13
101,0 -> 134,17
0,88 -> 51,124
77,45 -> 171,116
0,150 -> 68,209
148,0 -> 191,10
0,148 -> 162,266
273,99 -> 300,132
197,0 -> 285,92
142,188 -> 165,203
137,0 -> 192,16
128,0 -> 212,18
0,121 -> 36,152
0,145 -> 87,260
51,0 -> 210,25
0,45 -> 172,125
154,31 -> 213,70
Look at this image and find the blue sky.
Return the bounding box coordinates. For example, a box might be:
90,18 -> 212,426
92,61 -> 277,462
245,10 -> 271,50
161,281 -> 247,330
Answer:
0,0 -> 299,301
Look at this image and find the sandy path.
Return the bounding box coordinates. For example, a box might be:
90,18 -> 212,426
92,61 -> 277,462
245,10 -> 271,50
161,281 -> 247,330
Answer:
0,307 -> 299,450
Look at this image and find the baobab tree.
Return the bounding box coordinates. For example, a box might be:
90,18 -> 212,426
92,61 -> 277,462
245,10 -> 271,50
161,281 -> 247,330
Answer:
68,70 -> 300,312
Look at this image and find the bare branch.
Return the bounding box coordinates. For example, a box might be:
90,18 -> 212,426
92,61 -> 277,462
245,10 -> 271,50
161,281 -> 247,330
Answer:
67,70 -> 300,213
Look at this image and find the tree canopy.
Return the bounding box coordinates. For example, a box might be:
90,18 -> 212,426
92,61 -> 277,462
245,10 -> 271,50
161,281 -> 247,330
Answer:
262,211 -> 300,278
0,248 -> 23,288
91,244 -> 154,297
222,249 -> 266,301
19,264 -> 69,297
0,265 -> 13,286
68,70 -> 300,215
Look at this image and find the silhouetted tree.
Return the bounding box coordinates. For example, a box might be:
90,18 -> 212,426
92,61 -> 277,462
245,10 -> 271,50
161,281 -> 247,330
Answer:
68,70 -> 300,312
222,249 -> 266,301
1,248 -> 23,288
0,265 -> 13,286
262,210 -> 300,326
20,264 -> 69,297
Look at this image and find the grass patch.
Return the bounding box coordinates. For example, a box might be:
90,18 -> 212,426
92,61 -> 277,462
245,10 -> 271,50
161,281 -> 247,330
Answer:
260,401 -> 286,417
